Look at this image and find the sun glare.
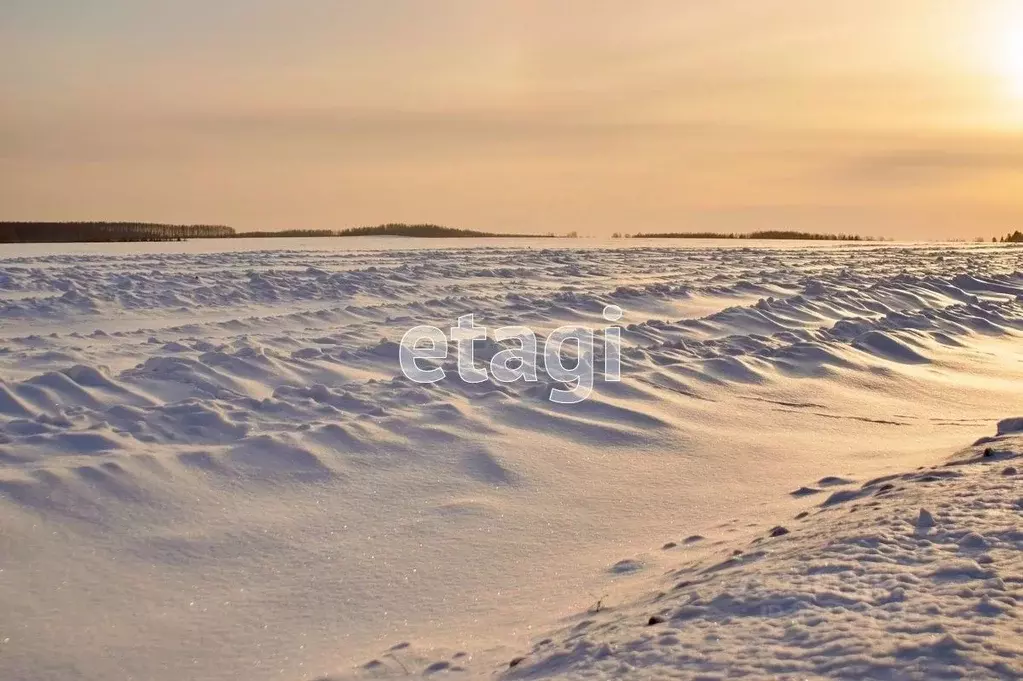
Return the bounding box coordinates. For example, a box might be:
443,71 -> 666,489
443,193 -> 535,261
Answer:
998,26 -> 1023,100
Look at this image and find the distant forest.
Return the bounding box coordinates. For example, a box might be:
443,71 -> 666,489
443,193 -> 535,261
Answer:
334,224 -> 554,238
235,224 -> 541,238
0,222 -> 554,243
0,222 -> 234,243
631,230 -> 869,241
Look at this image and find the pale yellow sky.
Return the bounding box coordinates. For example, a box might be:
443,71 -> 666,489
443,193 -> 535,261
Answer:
2,0 -> 1023,238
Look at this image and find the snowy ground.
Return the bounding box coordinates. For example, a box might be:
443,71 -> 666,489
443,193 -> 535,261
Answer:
0,239 -> 1020,680
491,423 -> 1022,681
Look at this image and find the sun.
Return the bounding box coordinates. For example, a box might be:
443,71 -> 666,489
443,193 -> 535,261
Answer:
998,28 -> 1023,100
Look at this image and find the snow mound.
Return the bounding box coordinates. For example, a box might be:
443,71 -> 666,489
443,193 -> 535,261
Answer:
496,445 -> 1022,681
996,417 -> 1023,435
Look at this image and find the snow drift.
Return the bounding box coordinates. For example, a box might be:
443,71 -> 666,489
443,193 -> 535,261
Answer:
0,240 -> 1021,680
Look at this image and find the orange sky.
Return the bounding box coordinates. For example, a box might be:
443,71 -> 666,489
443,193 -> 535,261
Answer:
3,0 -> 1023,238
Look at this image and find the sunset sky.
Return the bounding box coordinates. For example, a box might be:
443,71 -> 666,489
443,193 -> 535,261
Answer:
3,0 -> 1023,238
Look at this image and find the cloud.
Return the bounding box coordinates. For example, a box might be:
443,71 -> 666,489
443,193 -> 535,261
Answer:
839,144 -> 1023,184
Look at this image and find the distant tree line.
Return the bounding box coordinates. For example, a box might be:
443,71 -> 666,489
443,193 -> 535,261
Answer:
997,230 -> 1023,243
233,224 -> 542,238
0,221 -> 568,243
334,223 -> 536,238
631,230 -> 868,241
234,229 -> 336,238
0,222 -> 235,243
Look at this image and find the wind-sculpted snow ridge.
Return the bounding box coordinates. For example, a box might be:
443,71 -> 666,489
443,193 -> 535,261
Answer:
2,241 -> 1023,681
487,422 -> 1022,681
3,263 -> 1022,466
